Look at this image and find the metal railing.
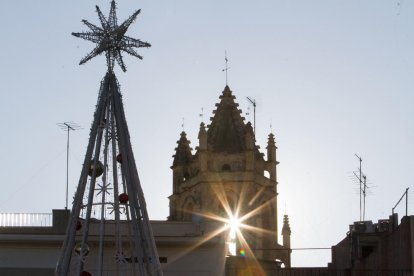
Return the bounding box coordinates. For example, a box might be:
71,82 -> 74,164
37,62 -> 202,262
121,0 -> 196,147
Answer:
0,213 -> 52,227
268,269 -> 412,276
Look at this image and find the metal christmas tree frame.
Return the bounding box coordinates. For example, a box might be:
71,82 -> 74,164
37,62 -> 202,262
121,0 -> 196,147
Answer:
55,1 -> 162,275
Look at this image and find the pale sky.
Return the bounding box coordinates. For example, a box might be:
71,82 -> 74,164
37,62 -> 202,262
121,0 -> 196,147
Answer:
0,0 -> 413,267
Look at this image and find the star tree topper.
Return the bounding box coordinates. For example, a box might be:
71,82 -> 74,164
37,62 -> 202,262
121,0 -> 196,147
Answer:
72,0 -> 151,72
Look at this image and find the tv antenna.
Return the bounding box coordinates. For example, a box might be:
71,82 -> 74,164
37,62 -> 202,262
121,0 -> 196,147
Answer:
57,121 -> 82,209
392,187 -> 410,217
246,97 -> 256,135
353,154 -> 370,221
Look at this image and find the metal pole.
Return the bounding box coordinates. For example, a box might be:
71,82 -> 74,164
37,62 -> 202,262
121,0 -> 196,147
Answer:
55,88 -> 105,275
253,101 -> 256,135
246,97 -> 256,135
406,187 -> 409,217
97,90 -> 111,276
58,121 -> 81,210
355,154 -> 362,222
76,111 -> 106,275
363,176 -> 366,221
359,158 -> 362,221
66,125 -> 70,210
392,187 -> 410,217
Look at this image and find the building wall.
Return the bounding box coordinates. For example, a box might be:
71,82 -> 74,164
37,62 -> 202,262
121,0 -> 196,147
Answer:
0,268 -> 54,276
0,211 -> 227,276
381,216 -> 413,270
330,216 -> 414,271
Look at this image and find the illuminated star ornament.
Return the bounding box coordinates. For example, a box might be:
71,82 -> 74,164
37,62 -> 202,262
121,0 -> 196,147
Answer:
72,0 -> 151,72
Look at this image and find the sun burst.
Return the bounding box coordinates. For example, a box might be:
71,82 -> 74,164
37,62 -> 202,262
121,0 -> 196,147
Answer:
175,181 -> 277,272
168,188 -> 273,276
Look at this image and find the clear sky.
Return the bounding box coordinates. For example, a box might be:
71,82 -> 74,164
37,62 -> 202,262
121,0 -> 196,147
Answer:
0,0 -> 413,267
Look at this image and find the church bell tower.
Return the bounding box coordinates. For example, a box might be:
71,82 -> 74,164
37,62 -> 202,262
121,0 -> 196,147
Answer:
168,85 -> 290,266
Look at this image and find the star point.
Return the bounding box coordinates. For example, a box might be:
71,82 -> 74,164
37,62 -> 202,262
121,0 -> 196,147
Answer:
72,0 -> 150,72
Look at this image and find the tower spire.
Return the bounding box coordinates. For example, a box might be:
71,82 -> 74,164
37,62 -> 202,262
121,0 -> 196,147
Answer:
282,215 -> 291,246
282,214 -> 292,267
56,2 -> 162,275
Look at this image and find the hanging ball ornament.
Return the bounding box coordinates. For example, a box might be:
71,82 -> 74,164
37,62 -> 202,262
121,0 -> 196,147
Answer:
80,271 -> 92,276
74,243 -> 90,256
76,220 -> 82,231
116,153 -> 123,163
88,160 -> 104,177
119,193 -> 129,204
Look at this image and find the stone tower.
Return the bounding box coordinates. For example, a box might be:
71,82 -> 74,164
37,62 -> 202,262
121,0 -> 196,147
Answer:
168,85 -> 290,266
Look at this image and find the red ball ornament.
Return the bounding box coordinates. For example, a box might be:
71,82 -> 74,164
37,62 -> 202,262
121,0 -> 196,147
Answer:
116,153 -> 123,164
119,193 -> 129,204
76,220 -> 82,231
80,271 -> 92,276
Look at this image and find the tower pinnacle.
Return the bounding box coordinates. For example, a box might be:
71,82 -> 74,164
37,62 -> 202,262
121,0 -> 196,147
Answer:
282,214 -> 291,249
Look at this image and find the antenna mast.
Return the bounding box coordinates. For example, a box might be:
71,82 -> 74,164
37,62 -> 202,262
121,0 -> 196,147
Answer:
363,175 -> 367,220
246,97 -> 256,135
57,121 -> 82,210
353,154 -> 370,221
392,187 -> 409,217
